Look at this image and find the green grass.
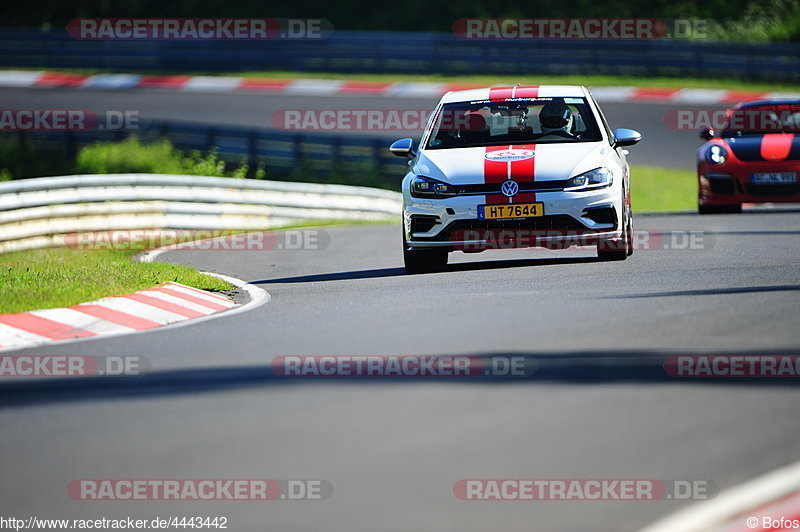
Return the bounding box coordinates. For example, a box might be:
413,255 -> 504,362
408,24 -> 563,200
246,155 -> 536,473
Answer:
2,66 -> 796,92
0,220 -> 394,314
0,248 -> 232,314
631,165 -> 696,213
75,137 -> 257,178
233,72 -> 799,93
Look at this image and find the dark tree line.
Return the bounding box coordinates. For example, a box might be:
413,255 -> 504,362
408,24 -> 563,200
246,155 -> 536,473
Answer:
0,0 -> 781,31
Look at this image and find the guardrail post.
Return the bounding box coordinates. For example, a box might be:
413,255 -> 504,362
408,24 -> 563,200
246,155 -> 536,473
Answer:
206,128 -> 216,150
330,136 -> 341,178
291,134 -> 301,170
248,130 -> 258,170
66,131 -> 76,158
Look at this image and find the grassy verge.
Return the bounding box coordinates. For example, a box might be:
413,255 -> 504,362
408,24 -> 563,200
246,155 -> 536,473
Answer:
234,72 -> 797,93
631,165 -> 696,213
0,220 -> 395,314
2,66 -> 796,93
0,248 -> 232,314
1,137 -> 264,182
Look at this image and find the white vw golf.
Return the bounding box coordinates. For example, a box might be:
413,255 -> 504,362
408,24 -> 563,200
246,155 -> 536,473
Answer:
390,85 -> 642,273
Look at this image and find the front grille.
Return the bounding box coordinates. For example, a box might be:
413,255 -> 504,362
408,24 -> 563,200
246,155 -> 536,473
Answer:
417,215 -> 593,241
410,215 -> 440,233
709,177 -> 736,195
745,184 -> 800,197
706,173 -> 744,195
582,206 -> 617,225
453,180 -> 570,195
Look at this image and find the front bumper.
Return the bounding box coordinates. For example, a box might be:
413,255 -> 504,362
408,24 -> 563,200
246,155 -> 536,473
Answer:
699,162 -> 800,205
404,188 -> 622,251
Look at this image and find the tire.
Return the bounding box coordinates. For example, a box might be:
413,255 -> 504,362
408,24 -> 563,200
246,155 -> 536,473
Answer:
403,233 -> 448,273
404,246 -> 448,273
597,204 -> 632,261
698,203 -> 742,214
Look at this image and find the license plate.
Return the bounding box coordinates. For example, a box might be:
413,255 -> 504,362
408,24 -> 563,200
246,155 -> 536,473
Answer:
478,203 -> 544,220
751,172 -> 797,184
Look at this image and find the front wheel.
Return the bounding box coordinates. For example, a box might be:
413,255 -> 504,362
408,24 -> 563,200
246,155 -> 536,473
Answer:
403,240 -> 448,274
698,203 -> 742,214
597,206 -> 632,261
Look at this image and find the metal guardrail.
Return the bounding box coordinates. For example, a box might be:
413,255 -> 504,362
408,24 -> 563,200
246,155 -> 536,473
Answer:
0,174 -> 402,253
1,28 -> 798,81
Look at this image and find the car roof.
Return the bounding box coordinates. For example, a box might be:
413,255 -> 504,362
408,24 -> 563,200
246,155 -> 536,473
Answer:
440,85 -> 589,104
734,99 -> 800,109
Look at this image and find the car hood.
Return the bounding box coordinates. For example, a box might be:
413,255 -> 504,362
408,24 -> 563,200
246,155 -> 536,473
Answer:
723,134 -> 800,162
412,143 -> 613,184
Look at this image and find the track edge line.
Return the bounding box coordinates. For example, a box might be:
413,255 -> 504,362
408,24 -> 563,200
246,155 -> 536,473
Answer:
638,459 -> 800,532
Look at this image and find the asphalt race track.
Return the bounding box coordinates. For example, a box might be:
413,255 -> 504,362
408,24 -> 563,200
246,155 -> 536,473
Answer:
1,209 -> 800,531
0,86 -> 716,169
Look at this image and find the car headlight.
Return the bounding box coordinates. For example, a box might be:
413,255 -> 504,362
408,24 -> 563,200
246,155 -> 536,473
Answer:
564,167 -> 613,192
410,176 -> 458,198
705,145 -> 727,165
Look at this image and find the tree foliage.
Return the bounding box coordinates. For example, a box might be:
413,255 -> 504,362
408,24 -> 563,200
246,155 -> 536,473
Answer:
4,0 -> 799,41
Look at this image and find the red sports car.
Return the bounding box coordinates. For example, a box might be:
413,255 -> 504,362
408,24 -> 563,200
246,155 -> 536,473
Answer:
697,100 -> 800,214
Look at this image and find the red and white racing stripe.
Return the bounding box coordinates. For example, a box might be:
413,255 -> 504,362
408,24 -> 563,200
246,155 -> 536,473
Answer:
488,86 -> 540,100
483,145 -> 537,204
760,133 -> 795,161
482,87 -> 540,204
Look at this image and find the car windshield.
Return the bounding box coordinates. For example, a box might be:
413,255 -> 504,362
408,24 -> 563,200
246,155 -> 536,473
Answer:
720,103 -> 800,137
425,96 -> 603,149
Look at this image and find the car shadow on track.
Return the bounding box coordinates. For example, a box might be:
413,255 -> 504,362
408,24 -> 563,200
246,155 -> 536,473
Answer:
252,256 -> 600,284
696,230 -> 800,236
2,349 -> 799,408
610,284 -> 800,299
739,207 -> 800,215
639,207 -> 800,217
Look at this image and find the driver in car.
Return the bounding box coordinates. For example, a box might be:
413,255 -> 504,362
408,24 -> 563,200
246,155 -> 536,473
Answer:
539,101 -> 575,138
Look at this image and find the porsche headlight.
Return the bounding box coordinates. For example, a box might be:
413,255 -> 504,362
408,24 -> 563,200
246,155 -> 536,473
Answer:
410,176 -> 458,198
564,167 -> 613,192
705,145 -> 727,165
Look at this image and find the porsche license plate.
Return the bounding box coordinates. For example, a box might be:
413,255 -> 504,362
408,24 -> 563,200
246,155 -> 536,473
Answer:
479,203 -> 544,220
751,172 -> 797,184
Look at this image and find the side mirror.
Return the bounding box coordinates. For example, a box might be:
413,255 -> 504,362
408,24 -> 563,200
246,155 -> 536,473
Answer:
389,138 -> 416,158
612,128 -> 642,148
699,128 -> 715,140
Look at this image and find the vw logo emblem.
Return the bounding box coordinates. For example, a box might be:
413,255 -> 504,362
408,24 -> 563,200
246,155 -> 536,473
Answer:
501,180 -> 519,197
